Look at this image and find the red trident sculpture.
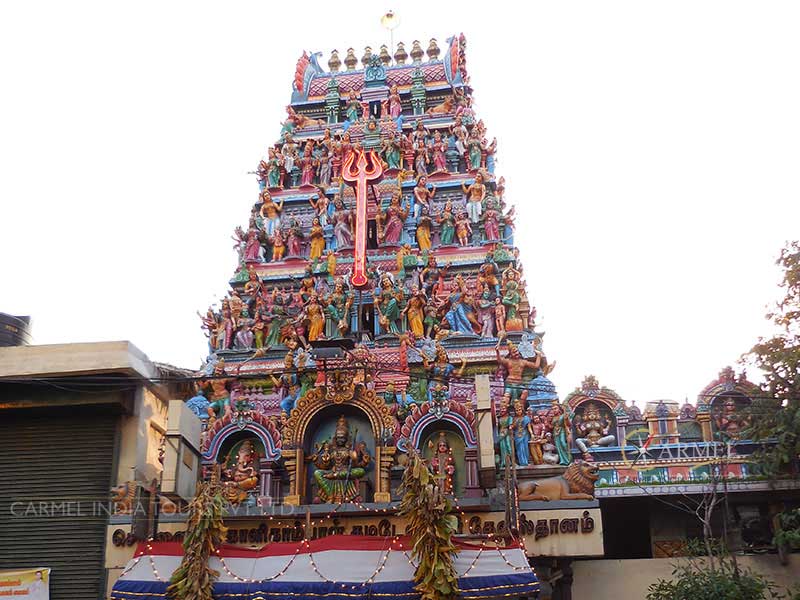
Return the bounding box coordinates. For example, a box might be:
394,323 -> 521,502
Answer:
342,149 -> 384,288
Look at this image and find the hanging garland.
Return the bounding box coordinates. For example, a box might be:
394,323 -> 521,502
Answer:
397,451 -> 460,600
166,476 -> 228,600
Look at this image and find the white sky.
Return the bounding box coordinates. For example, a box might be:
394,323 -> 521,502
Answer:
1,1 -> 799,404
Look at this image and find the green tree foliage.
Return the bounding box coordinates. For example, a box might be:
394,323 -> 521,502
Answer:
744,241 -> 800,476
167,480 -> 228,600
397,451 -> 460,600
646,560 -> 785,600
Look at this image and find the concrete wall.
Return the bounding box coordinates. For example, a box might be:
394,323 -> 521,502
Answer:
115,387 -> 169,485
573,555 -> 800,599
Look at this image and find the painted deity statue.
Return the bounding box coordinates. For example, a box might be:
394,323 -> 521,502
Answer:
299,143 -> 317,186
497,405 -> 514,468
374,274 -> 404,334
324,278 -> 353,337
477,290 -> 495,338
714,398 -> 750,441
478,255 -> 501,297
259,191 -> 284,236
501,279 -> 523,331
429,433 -> 455,494
344,90 -> 361,123
205,360 -> 232,421
265,147 -> 283,188
482,198 -> 502,242
495,341 -> 541,402
401,286 -> 426,338
387,84 -> 403,119
462,172 -> 487,223
312,415 -> 371,504
528,412 -> 547,466
309,217 -> 326,260
378,191 -> 409,245
309,191 -> 330,227
305,293 -> 326,341
331,196 -> 353,248
413,175 -> 436,218
541,433 -> 560,465
422,343 -> 466,402
574,401 -> 617,458
269,352 -> 301,415
512,400 -> 531,466
550,403 -> 575,466
286,218 -> 304,257
444,275 -> 477,335
430,130 -> 448,173
437,201 -> 456,245
221,439 -> 260,505
455,211 -> 472,246
381,132 -> 402,170
416,207 -> 433,252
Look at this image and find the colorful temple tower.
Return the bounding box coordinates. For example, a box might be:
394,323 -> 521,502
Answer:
194,34 -> 571,513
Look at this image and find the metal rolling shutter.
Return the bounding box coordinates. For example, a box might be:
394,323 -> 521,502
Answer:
0,410 -> 118,599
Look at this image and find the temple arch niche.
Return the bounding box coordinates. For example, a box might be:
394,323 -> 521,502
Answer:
419,421 -> 466,497
304,404 -> 375,504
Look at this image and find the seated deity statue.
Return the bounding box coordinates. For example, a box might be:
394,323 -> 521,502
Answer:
221,439 -> 260,505
312,415 -> 371,503
574,402 -> 616,457
541,433 -> 560,465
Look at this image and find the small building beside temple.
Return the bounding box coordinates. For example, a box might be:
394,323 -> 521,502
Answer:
0,341 -> 191,599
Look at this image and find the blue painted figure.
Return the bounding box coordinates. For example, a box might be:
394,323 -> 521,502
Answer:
512,400 -> 531,466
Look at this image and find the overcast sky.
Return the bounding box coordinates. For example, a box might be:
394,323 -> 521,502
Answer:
2,1 -> 798,404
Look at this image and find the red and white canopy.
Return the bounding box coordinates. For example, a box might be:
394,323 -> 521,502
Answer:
111,535 -> 539,599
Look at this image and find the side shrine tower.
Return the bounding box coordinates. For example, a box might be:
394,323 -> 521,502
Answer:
191,36 -> 591,540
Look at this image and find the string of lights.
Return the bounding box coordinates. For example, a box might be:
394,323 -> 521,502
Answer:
3,369 -> 793,407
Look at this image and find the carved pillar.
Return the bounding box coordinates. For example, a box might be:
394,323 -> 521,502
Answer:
463,447 -> 481,498
283,449 -> 302,506
475,374 -> 497,488
374,445 -> 395,503
259,460 -> 275,507
325,78 -> 340,124
615,413 -> 629,445
410,66 -> 426,116
697,410 -> 713,442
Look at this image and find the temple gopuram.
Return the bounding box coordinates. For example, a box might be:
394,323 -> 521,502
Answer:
191,34 -> 560,511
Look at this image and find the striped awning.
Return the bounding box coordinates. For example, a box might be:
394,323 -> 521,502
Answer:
111,535 -> 539,599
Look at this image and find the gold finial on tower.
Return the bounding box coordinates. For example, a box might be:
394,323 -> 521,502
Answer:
328,49 -> 341,73
410,40 -> 424,64
394,41 -> 408,65
427,38 -> 440,61
379,44 -> 392,66
344,48 -> 358,71
361,46 -> 373,68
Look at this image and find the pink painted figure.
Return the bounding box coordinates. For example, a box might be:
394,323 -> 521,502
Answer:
413,175 -> 436,218
243,224 -> 262,261
482,198 -> 501,241
494,297 -> 507,334
455,211 -> 472,246
300,144 -> 316,186
430,130 -> 448,173
388,84 -> 402,119
378,191 -> 409,245
286,218 -> 303,257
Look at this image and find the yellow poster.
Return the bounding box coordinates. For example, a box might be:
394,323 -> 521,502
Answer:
0,568 -> 50,599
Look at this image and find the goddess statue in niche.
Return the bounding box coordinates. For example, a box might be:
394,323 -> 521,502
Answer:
574,401 -> 617,458
311,415 -> 371,503
429,432 -> 455,494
